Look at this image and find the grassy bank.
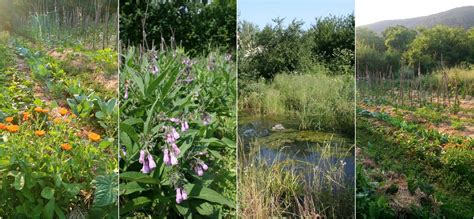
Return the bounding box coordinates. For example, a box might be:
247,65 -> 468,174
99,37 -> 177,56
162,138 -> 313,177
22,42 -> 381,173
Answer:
239,73 -> 354,134
238,139 -> 354,218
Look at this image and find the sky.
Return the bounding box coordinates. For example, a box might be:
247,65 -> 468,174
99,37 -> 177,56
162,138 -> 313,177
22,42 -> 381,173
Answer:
238,0 -> 354,29
356,0 -> 474,26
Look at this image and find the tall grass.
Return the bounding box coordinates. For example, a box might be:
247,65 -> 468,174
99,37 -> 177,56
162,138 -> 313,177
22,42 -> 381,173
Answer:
238,138 -> 354,218
239,73 -> 354,134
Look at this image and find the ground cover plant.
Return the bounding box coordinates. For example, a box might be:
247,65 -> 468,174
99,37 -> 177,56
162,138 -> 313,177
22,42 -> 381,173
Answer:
0,0 -> 118,217
356,23 -> 474,218
238,14 -> 355,218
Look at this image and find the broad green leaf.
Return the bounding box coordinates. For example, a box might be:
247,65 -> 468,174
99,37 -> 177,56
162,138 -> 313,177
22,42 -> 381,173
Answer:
120,172 -> 160,184
93,174 -> 118,207
121,181 -> 147,195
183,184 -> 235,208
120,196 -> 152,214
41,187 -> 55,200
14,172 -> 25,190
42,198 -> 55,219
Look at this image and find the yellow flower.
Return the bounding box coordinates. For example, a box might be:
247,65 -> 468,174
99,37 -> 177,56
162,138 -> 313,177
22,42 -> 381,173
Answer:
22,112 -> 30,121
61,143 -> 72,151
5,117 -> 13,123
53,118 -> 62,124
70,114 -> 77,119
41,109 -> 50,113
58,107 -> 68,116
34,107 -> 43,113
35,130 -> 46,137
88,132 -> 101,142
6,125 -> 19,133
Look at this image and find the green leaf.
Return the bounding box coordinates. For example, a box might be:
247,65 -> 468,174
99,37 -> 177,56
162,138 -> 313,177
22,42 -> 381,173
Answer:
63,183 -> 82,197
99,140 -> 112,149
195,201 -> 214,216
42,198 -> 55,219
120,172 -> 160,184
93,174 -> 118,207
41,187 -> 55,200
183,184 -> 235,208
121,181 -> 147,195
120,196 -> 152,215
14,172 -> 25,190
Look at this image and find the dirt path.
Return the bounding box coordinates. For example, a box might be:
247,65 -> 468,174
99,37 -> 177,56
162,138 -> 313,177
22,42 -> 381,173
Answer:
14,48 -> 52,104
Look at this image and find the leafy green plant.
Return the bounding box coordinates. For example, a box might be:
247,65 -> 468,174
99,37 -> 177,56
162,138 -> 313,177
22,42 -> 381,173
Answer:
119,47 -> 236,217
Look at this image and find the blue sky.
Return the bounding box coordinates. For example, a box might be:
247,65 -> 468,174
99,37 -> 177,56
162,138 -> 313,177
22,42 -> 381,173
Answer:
238,0 -> 354,29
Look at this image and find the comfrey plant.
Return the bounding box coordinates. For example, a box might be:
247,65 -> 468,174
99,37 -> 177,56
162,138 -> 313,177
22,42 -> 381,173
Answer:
119,46 -> 236,217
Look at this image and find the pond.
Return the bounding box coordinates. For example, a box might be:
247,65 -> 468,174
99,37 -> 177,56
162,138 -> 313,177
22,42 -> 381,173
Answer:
239,114 -> 355,184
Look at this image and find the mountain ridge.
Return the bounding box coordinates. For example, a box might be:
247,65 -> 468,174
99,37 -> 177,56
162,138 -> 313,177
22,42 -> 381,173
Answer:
360,6 -> 474,34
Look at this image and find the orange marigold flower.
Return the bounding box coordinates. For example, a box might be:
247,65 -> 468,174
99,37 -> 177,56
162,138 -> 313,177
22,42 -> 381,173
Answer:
58,107 -> 68,116
70,114 -> 77,119
5,117 -> 13,123
6,125 -> 19,133
53,118 -> 62,124
88,132 -> 101,142
0,123 -> 6,130
22,112 -> 30,121
35,130 -> 46,137
41,109 -> 50,113
61,143 -> 72,151
65,118 -> 71,123
34,107 -> 43,113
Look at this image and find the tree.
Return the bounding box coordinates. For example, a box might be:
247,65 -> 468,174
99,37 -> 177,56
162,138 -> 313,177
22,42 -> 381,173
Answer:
405,25 -> 470,73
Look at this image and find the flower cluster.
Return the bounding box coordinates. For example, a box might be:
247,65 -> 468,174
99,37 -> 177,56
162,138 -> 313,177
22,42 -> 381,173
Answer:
139,150 -> 157,174
175,187 -> 188,204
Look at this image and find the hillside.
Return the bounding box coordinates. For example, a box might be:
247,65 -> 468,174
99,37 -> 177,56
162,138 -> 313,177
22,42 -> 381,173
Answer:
361,6 -> 474,34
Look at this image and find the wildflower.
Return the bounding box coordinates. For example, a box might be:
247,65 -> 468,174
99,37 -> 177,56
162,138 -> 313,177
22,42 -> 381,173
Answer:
170,151 -> 178,165
175,187 -> 188,204
6,125 -> 19,133
61,143 -> 72,151
139,149 -> 146,164
147,154 -> 157,170
194,165 -> 204,176
169,118 -> 181,123
22,112 -> 30,121
151,65 -> 159,74
171,143 -> 180,156
53,118 -> 62,124
41,108 -> 50,113
70,114 -> 77,119
171,127 -> 180,140
5,117 -> 13,123
139,150 -> 157,173
181,121 -> 189,132
194,161 -> 208,176
0,123 -> 6,130
35,130 -> 46,137
88,132 -> 101,142
34,107 -> 43,112
58,107 -> 68,116
163,148 -> 171,165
